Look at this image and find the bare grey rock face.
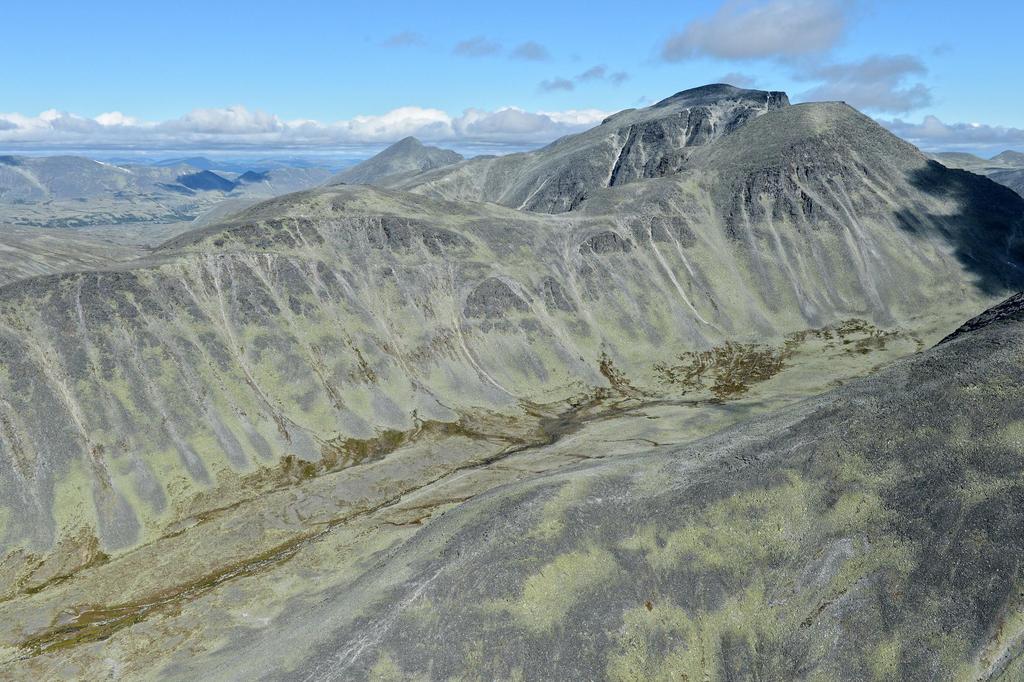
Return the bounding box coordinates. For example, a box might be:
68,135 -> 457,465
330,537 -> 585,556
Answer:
388,84 -> 789,212
329,137 -> 464,186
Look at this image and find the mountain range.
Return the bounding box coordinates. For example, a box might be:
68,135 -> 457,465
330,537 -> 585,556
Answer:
0,155 -> 332,232
933,149 -> 1024,198
1,84 -> 1023,679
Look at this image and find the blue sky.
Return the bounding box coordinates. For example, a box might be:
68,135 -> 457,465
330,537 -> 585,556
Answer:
2,0 -> 1023,155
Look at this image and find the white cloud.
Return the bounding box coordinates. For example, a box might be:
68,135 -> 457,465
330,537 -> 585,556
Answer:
539,109 -> 610,126
454,107 -> 608,143
511,41 -> 550,61
342,106 -> 453,140
162,106 -> 284,134
383,31 -> 424,48
0,104 -> 611,149
661,0 -> 847,61
540,65 -> 630,93
881,115 -> 1024,152
538,78 -> 575,92
453,36 -> 501,57
577,65 -> 607,81
94,111 -> 139,126
797,55 -> 932,113
716,72 -> 759,88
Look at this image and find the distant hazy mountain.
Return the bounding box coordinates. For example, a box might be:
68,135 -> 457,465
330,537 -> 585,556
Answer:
237,170 -> 269,183
990,168 -> 1024,197
0,154 -> 331,229
933,149 -> 1024,197
0,155 -> 142,202
329,136 -> 463,185
177,170 -> 237,192
993,150 -> 1024,166
230,166 -> 333,194
153,156 -> 219,170
932,151 -> 988,170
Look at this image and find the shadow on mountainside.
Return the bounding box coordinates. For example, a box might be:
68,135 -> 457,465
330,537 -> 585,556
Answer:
898,161 -> 1024,295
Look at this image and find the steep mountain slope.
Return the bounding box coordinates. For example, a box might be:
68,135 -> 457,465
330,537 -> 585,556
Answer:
230,290 -> 1024,681
329,137 -> 463,185
0,156 -> 1017,613
387,84 -> 789,212
576,102 -> 1024,300
4,280 -> 1023,679
989,168 -> 1024,197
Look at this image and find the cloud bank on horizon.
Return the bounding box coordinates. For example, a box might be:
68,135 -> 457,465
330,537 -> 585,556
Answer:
882,116 -> 1024,153
3,97 -> 1016,157
0,105 -> 610,151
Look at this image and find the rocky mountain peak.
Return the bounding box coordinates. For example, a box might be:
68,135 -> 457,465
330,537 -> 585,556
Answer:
651,82 -> 790,109
329,136 -> 464,186
388,82 -> 792,213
